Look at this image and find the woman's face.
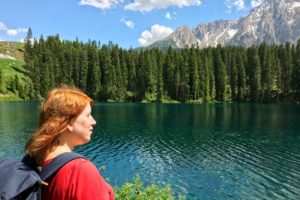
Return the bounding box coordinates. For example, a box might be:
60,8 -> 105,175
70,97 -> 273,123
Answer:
68,103 -> 96,146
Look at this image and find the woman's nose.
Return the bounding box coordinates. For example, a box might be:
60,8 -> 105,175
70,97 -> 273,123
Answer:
91,116 -> 96,125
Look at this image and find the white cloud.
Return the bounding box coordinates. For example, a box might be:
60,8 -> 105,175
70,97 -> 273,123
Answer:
165,12 -> 177,20
225,0 -> 245,12
7,29 -> 18,36
0,21 -> 28,37
138,24 -> 173,46
251,0 -> 263,8
121,18 -> 135,29
125,0 -> 201,12
165,12 -> 172,20
79,0 -> 123,10
6,28 -> 27,36
0,22 -> 7,31
125,20 -> 134,29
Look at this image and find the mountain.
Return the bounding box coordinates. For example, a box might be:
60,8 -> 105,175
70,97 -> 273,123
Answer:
149,0 -> 300,48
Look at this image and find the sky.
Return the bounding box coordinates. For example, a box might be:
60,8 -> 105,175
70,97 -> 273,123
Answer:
0,0 -> 264,49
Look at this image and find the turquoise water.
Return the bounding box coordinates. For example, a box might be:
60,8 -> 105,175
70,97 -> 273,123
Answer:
0,102 -> 300,199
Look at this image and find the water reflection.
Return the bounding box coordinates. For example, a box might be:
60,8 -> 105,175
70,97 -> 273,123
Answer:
1,102 -> 300,199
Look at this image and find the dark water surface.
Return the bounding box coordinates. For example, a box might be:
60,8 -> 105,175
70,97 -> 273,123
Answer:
0,102 -> 300,199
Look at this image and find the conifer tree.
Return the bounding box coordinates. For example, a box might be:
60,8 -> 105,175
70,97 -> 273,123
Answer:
292,39 -> 300,94
180,51 -> 191,102
78,49 -> 88,92
213,47 -> 227,101
260,44 -> 274,98
237,52 -> 247,100
202,53 -> 210,102
112,45 -> 126,100
126,49 -> 137,94
163,47 -> 176,99
229,50 -> 238,100
156,50 -> 164,102
280,43 -> 293,93
99,45 -> 116,100
147,50 -> 157,95
72,48 -> 80,87
174,56 -> 181,100
120,49 -> 128,97
189,46 -> 199,100
251,49 -> 261,101
204,48 -> 215,101
87,42 -> 100,99
24,27 -> 33,68
198,50 -> 205,101
136,51 -> 147,100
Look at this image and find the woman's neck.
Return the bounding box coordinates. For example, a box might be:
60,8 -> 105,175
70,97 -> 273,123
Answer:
44,143 -> 73,162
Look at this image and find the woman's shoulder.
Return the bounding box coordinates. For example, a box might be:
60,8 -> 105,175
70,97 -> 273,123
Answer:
63,157 -> 99,173
50,157 -> 101,183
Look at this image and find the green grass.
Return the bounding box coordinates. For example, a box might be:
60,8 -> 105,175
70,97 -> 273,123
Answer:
0,41 -> 24,60
0,41 -> 29,100
0,41 -> 27,83
0,59 -> 27,82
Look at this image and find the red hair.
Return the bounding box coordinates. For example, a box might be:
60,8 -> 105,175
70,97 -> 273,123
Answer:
25,86 -> 93,164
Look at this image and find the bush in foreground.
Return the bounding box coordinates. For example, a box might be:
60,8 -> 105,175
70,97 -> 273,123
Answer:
115,176 -> 184,200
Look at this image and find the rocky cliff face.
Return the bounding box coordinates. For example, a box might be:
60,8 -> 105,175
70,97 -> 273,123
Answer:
150,0 -> 300,48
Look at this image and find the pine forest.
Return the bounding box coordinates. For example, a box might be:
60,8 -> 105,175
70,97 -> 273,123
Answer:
5,31 -> 300,103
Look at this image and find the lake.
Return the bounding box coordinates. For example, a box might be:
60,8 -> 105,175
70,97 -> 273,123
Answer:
0,102 -> 300,199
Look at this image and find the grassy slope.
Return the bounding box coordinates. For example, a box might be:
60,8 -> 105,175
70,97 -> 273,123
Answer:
0,41 -> 24,60
0,41 -> 27,101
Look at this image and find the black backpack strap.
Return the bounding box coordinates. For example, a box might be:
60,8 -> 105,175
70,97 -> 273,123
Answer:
40,152 -> 85,181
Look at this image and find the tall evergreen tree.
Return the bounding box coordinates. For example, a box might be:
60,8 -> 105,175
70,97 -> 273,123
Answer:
86,42 -> 100,99
72,47 -> 80,87
99,45 -> 116,100
228,50 -> 238,100
202,52 -> 210,102
156,50 -> 164,102
120,49 -> 128,98
136,51 -> 147,100
126,49 -> 137,93
204,48 -> 215,101
111,45 -> 125,100
179,51 -> 190,102
260,44 -> 274,98
280,43 -> 293,93
292,39 -> 300,94
78,48 -> 88,92
213,46 -> 227,101
237,52 -> 247,100
24,27 -> 33,68
189,46 -> 200,100
249,48 -> 262,101
163,47 -> 176,99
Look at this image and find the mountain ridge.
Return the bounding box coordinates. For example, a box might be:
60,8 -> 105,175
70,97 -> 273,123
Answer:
149,0 -> 300,48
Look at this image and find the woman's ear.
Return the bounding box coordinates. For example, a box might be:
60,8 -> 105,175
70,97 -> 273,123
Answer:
67,124 -> 73,132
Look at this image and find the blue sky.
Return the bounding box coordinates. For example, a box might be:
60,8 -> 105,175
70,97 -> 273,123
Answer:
0,0 -> 263,49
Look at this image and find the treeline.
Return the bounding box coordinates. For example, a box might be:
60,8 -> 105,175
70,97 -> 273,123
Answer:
23,32 -> 300,103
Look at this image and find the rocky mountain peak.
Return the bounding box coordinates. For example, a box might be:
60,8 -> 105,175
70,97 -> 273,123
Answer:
149,0 -> 300,48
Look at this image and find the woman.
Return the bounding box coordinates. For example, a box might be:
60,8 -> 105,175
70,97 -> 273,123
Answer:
25,86 -> 114,200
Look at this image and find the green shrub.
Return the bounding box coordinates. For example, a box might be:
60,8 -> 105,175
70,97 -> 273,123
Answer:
115,176 -> 184,200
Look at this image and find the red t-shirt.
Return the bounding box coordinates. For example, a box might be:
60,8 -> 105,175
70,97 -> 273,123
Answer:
42,158 -> 114,200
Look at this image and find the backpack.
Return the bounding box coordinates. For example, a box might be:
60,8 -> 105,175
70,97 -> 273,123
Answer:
0,152 -> 85,200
